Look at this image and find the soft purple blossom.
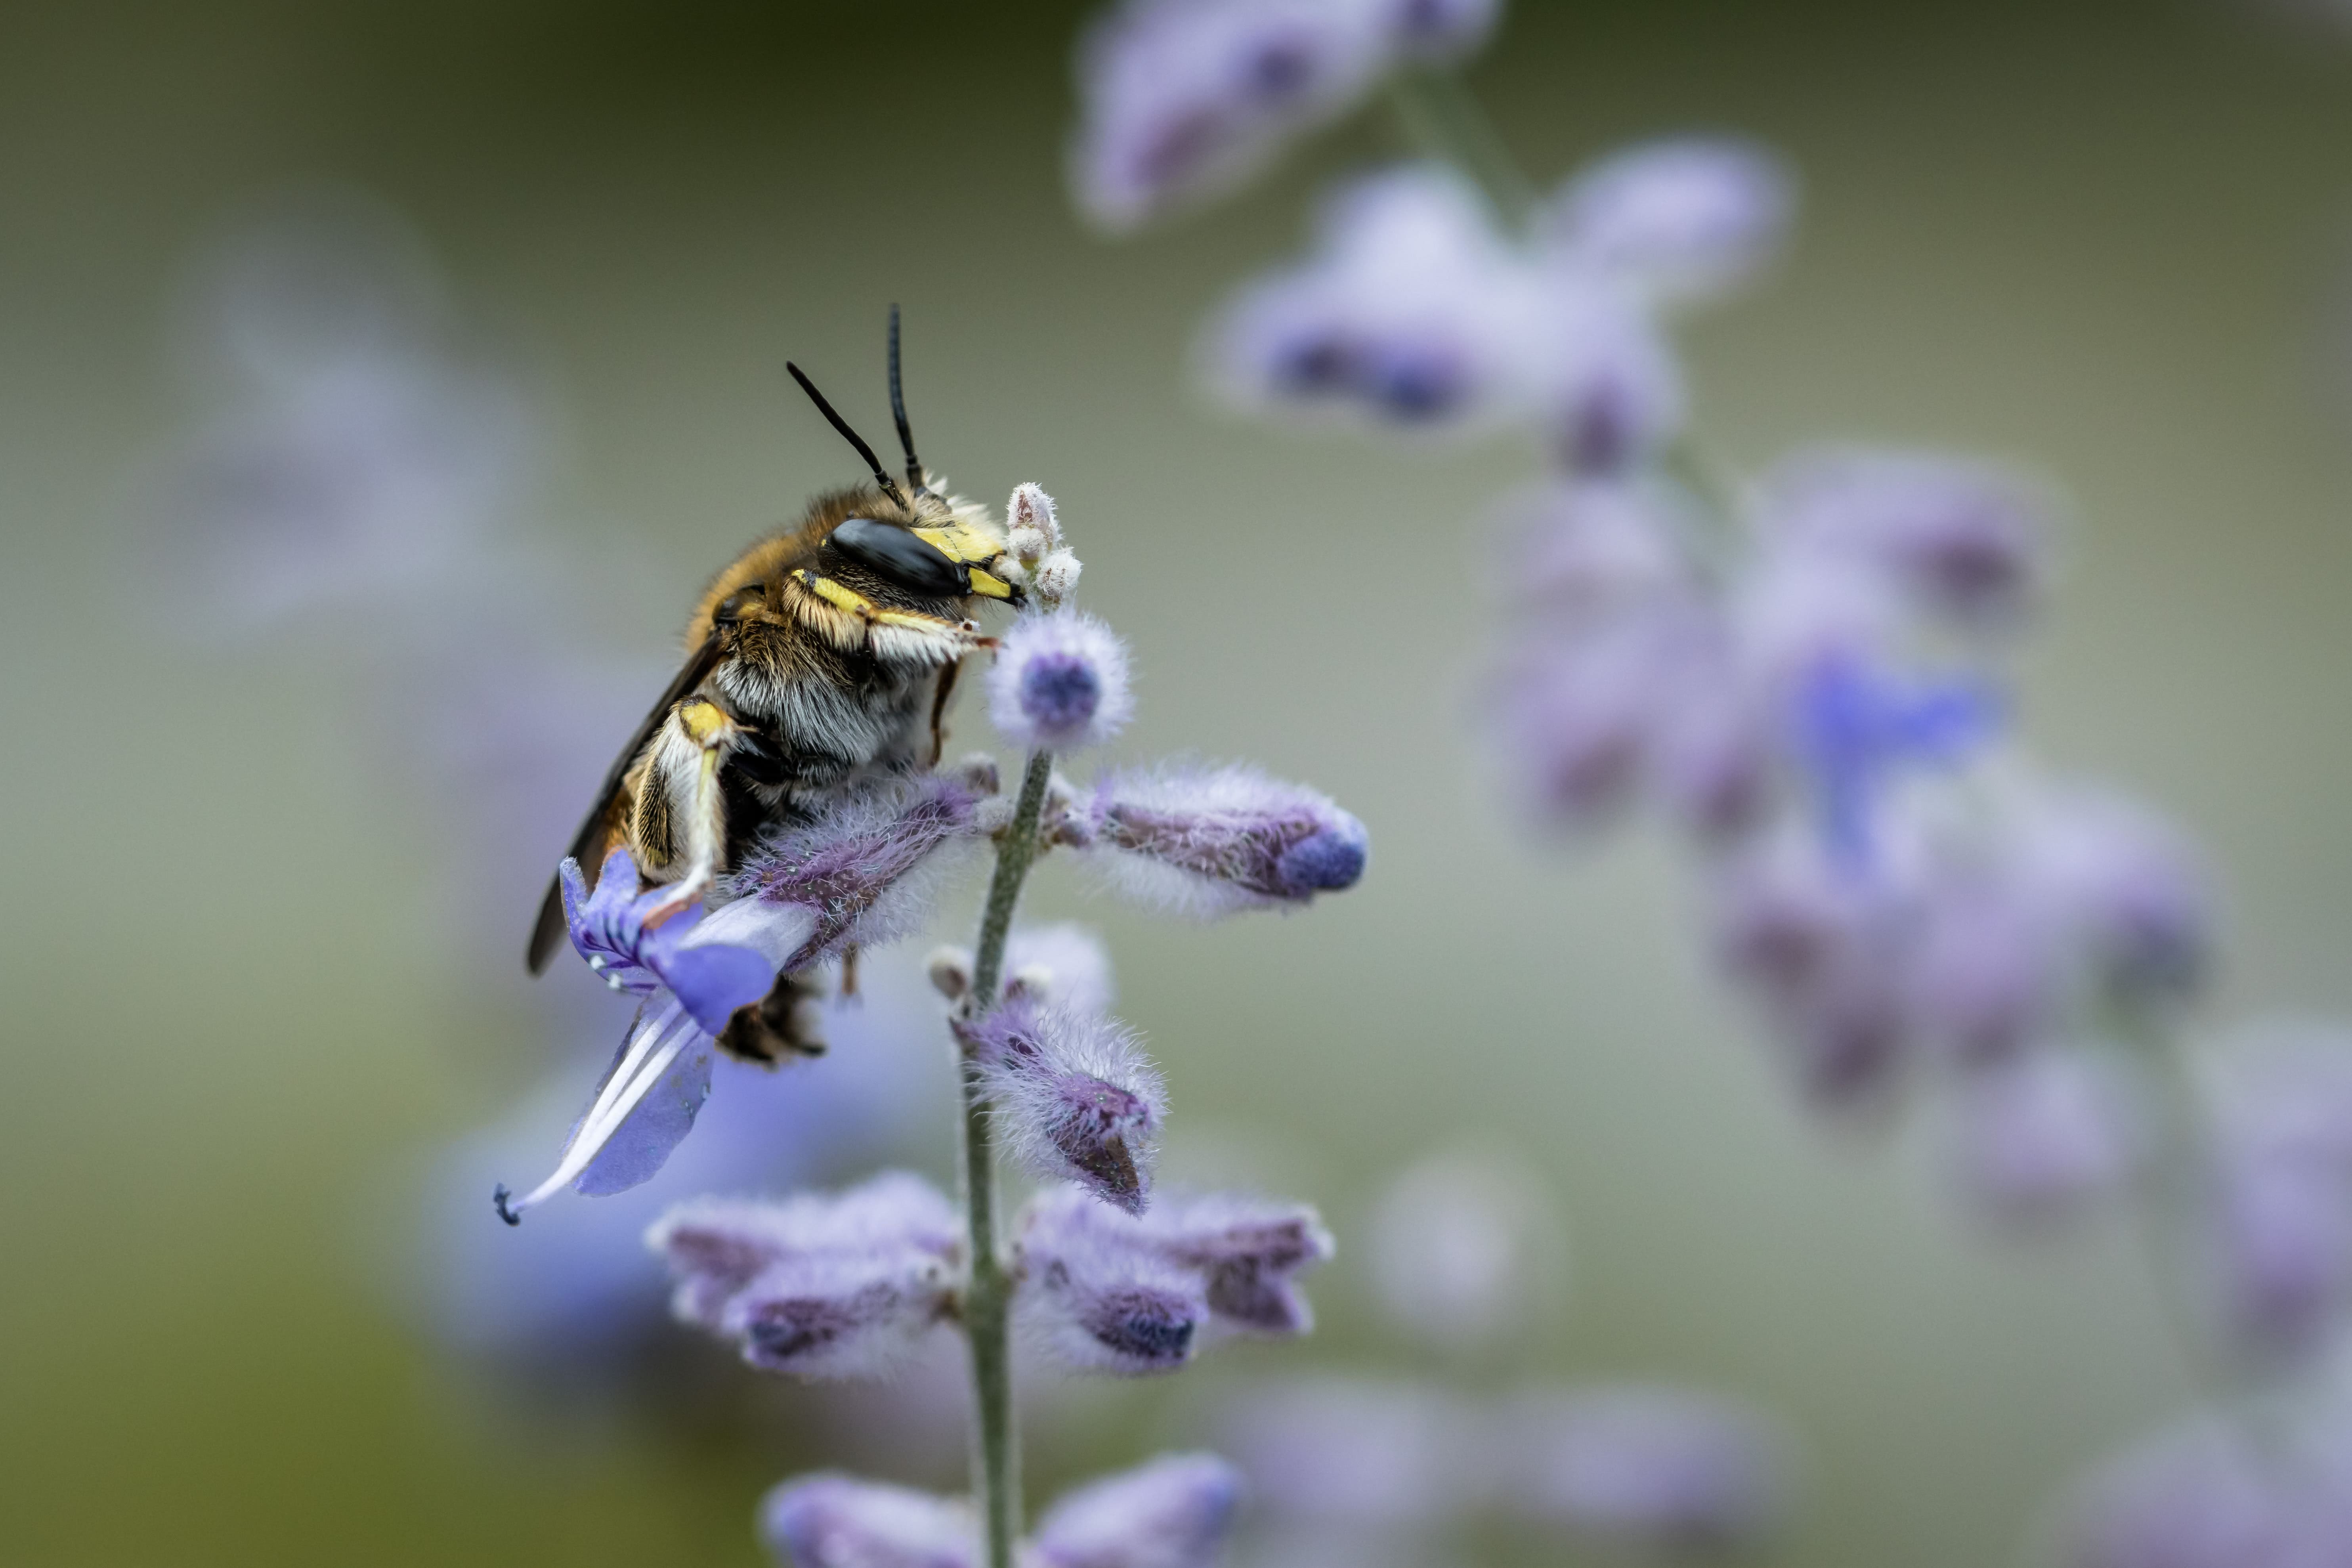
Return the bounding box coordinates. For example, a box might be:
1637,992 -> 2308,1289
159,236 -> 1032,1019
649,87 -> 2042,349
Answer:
1029,1453 -> 1246,1568
648,1173 -> 962,1380
1500,1386 -> 1792,1550
1073,0 -> 1394,232
1491,477 -> 1693,619
1531,276 -> 1685,473
2065,1419 -> 2311,1568
1206,167 -> 1546,432
1542,138 -> 1795,309
1015,1184 -> 1332,1371
1902,857 -> 2063,1064
1793,653 -> 2000,870
1065,763 -> 1369,917
2203,1025 -> 2352,1363
562,848 -> 779,1033
2015,787 -> 2213,1006
966,997 -> 1167,1214
701,775 -> 986,970
1219,1376 -> 1488,1525
1945,1048 -> 2143,1228
762,1474 -> 976,1568
1757,448 -> 2053,632
988,610 -> 1136,752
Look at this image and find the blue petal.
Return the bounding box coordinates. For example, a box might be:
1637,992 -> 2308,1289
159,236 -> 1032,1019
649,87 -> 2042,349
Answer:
575,1028 -> 716,1197
662,942 -> 779,1036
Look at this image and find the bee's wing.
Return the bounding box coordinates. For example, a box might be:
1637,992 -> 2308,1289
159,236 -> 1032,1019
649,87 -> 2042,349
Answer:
526,631 -> 727,973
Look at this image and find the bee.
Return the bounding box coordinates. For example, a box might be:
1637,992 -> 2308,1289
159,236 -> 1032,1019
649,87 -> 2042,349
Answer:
525,311 -> 1022,1062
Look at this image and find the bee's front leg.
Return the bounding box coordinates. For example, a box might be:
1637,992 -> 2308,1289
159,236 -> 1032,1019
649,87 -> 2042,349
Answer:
630,697 -> 746,917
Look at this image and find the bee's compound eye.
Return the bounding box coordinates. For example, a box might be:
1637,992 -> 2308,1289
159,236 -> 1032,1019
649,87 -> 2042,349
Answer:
828,516 -> 970,597
713,587 -> 763,624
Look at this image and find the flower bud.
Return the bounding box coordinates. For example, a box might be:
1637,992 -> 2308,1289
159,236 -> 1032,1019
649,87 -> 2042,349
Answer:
1003,923 -> 1118,1018
760,1473 -> 975,1568
2018,788 -> 2212,1008
1070,763 -> 1368,918
1029,1453 -> 1245,1568
968,998 -> 1166,1214
1500,1386 -> 1793,1551
647,1173 -> 961,1380
988,610 -> 1134,752
1543,138 -> 1795,309
1945,1048 -> 2142,1230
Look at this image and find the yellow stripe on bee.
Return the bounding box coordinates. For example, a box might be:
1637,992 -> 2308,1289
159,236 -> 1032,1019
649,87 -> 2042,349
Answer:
795,569 -> 980,635
911,525 -> 999,566
966,567 -> 1014,600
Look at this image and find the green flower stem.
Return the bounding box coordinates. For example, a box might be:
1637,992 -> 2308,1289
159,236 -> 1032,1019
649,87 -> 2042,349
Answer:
958,746 -> 1056,1568
1385,63 -> 1539,229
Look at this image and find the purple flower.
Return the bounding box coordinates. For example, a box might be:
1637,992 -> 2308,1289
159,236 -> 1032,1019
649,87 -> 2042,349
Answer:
1073,0 -> 1393,232
1902,857 -> 2063,1064
1206,166 -> 1546,433
1944,1048 -> 2143,1229
966,997 -> 1167,1214
1066,763 -> 1368,917
988,610 -> 1136,752
1530,275 -> 1685,474
1793,653 -> 2000,869
762,1474 -> 975,1568
2203,1024 -> 2352,1364
1501,1385 -> 1793,1551
562,848 -> 779,1034
2065,1419 -> 2307,1568
1542,138 -> 1795,309
1490,477 -> 1693,620
1029,1453 -> 1246,1568
648,1173 -> 963,1380
1015,1184 -> 1334,1369
1757,447 -> 2053,632
1218,1376 -> 1487,1525
2014,787 -> 2212,1007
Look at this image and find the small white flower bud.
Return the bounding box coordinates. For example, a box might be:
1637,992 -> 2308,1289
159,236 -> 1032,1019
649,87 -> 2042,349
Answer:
1032,549 -> 1083,607
927,945 -> 974,1002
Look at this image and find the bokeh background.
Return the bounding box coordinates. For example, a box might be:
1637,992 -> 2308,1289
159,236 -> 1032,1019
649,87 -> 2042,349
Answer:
8,0 -> 2352,1563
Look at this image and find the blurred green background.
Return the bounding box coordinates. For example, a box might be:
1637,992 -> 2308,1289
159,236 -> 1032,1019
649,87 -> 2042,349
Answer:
8,0 -> 2352,1563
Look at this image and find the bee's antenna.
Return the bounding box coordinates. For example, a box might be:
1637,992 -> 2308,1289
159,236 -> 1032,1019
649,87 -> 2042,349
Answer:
786,361 -> 909,510
888,304 -> 923,494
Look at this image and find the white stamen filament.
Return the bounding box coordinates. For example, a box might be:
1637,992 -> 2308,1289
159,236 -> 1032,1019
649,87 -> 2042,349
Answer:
503,999 -> 698,1217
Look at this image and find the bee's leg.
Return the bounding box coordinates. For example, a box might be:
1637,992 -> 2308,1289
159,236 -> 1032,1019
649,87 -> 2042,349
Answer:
926,659 -> 962,768
718,969 -> 829,1064
839,944 -> 861,998
630,697 -> 745,916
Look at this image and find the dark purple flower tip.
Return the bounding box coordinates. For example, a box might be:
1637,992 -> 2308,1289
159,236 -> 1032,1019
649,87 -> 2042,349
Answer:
1024,655 -> 1102,731
1084,1284 -> 1201,1369
1275,819 -> 1368,895
972,999 -> 1165,1213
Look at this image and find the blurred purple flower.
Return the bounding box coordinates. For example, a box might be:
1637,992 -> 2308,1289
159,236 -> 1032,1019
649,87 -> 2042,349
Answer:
2015,787 -> 2213,1007
1073,0 -> 1395,232
648,1173 -> 963,1380
1065,762 -> 1368,917
2065,1418 -> 2313,1568
762,1474 -> 976,1568
988,609 -> 1136,752
1542,138 -> 1795,310
1794,653 -> 2000,870
1219,1376 -> 1488,1525
1530,275 -> 1685,474
1902,858 -> 2063,1064
1756,448 -> 2053,633
966,997 -> 1167,1214
1945,1048 -> 2143,1228
2203,1024 -> 2352,1364
1369,1150 -> 1562,1353
1500,1385 -> 1792,1551
1029,1453 -> 1246,1568
1490,477 -> 1693,619
1206,166 -> 1546,432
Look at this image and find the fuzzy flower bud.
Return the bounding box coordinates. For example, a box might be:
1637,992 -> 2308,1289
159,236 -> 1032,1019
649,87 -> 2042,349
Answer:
1003,922 -> 1119,1018
1072,0 -> 1393,232
988,610 -> 1135,752
1501,1386 -> 1794,1551
1945,1048 -> 2143,1229
1029,1453 -> 1246,1568
2017,788 -> 2212,1008
967,997 -> 1167,1214
760,1474 -> 975,1568
647,1173 -> 961,1380
1543,138 -> 1795,309
1533,276 -> 1685,474
1014,1183 -> 1334,1373
1067,763 -> 1368,918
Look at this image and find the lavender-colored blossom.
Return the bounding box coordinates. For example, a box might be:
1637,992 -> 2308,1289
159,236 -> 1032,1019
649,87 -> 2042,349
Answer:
1073,0 -> 1393,232
967,997 -> 1167,1213
1945,1048 -> 2143,1228
1543,138 -> 1795,309
1369,1151 -> 1563,1352
648,1173 -> 962,1380
762,1474 -> 976,1568
1902,858 -> 2063,1064
1219,1376 -> 1488,1525
1066,763 -> 1368,917
561,848 -> 779,1033
1018,1221 -> 1209,1376
1757,448 -> 2053,632
1029,1453 -> 1246,1568
1491,477 -> 1693,620
2064,1419 -> 2303,1568
2015,787 -> 2213,1006
700,775 -> 986,971
988,609 -> 1136,752
1794,654 -> 2000,870
1501,1386 -> 1792,1550
1532,275 -> 1685,474
1206,166 -> 1546,432
2202,1025 -> 2352,1363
